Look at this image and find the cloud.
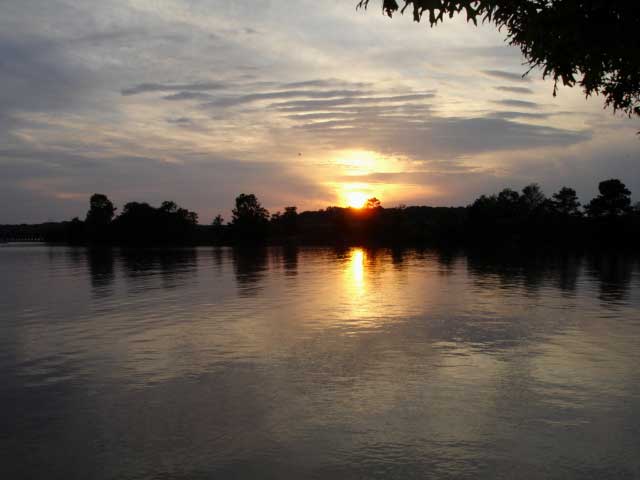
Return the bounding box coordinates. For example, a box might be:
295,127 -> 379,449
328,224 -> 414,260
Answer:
450,45 -> 523,60
418,117 -> 589,154
269,93 -> 435,112
163,92 -> 215,101
201,89 -> 368,108
166,117 -> 194,125
489,111 -> 552,120
494,86 -> 535,95
492,99 -> 540,109
286,112 -> 356,121
281,79 -> 371,89
289,113 -> 589,161
483,70 -> 532,82
121,82 -> 228,96
0,0 -> 634,223
268,82 -> 588,158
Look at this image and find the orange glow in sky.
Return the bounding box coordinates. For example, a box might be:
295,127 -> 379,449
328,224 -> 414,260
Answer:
345,191 -> 368,208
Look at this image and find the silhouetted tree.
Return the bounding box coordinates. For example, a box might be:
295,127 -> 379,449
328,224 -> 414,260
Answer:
552,187 -> 582,216
357,1 -> 640,120
85,193 -> 116,241
270,206 -> 301,238
497,188 -> 519,207
365,197 -> 382,209
212,214 -> 224,227
211,214 -> 226,243
231,193 -> 270,241
497,188 -> 521,220
114,202 -> 156,242
67,217 -> 85,244
282,206 -> 299,236
520,184 -> 545,212
160,201 -> 178,213
15,178 -> 640,248
176,206 -> 198,226
112,200 -> 198,243
86,193 -> 116,227
271,211 -> 282,222
586,179 -> 632,217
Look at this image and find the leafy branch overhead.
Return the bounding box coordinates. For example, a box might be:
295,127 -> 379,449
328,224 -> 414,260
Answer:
357,1 -> 640,119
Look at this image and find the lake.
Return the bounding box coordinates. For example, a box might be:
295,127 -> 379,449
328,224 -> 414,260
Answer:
1,244 -> 640,479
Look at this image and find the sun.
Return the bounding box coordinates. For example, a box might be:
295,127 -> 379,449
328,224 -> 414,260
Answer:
345,191 -> 368,209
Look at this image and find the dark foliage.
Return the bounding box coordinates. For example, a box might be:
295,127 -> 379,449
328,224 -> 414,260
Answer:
3,178 -> 638,248
231,193 -> 270,242
270,206 -> 299,238
357,0 -> 640,119
85,193 -> 116,240
552,187 -> 581,216
585,179 -> 632,217
42,195 -> 200,245
111,200 -> 198,244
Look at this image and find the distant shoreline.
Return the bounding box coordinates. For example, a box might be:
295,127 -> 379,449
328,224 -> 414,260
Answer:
3,179 -> 639,249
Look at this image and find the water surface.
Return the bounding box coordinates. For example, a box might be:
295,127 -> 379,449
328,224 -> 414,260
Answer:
2,245 -> 640,479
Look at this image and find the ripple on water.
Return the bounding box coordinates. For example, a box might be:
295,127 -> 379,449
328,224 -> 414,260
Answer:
1,246 -> 640,478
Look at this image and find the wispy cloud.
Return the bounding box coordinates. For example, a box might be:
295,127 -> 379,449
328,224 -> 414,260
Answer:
494,86 -> 535,95
121,82 -> 228,96
483,70 -> 532,82
202,89 -> 368,108
492,99 -> 540,109
0,0 -> 636,223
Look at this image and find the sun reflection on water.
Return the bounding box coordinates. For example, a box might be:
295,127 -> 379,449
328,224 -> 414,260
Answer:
340,247 -> 377,331
350,248 -> 365,294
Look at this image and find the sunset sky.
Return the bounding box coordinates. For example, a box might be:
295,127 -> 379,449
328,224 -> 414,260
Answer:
1,0 -> 638,223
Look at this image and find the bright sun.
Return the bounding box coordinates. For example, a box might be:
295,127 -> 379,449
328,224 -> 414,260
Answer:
346,191 -> 368,209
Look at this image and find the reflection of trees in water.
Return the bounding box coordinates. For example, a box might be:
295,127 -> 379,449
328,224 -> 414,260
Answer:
269,245 -> 299,276
459,251 -> 582,352
413,247 -> 429,262
466,248 -> 638,304
466,250 -> 585,295
120,248 -> 198,290
232,247 -> 269,297
61,246 -> 84,268
435,249 -> 459,276
281,245 -> 298,277
390,247 -> 406,269
554,253 -> 582,294
587,252 -> 635,303
212,247 -> 224,271
364,248 -> 385,272
87,248 -> 115,295
424,250 -> 638,357
331,246 -> 351,262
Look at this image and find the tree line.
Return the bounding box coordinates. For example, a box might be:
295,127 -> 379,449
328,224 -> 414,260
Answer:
2,178 -> 639,248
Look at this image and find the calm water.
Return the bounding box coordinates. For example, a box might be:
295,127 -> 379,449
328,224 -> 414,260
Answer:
2,245 -> 640,479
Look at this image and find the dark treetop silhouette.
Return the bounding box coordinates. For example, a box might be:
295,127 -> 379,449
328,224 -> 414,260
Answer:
585,179 -> 632,218
3,179 -> 638,248
357,1 -> 640,120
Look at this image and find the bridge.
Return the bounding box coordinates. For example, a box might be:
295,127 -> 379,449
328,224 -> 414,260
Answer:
0,226 -> 46,243
0,236 -> 45,242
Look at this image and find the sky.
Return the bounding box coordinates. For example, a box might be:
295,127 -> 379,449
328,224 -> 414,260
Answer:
1,0 -> 638,224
